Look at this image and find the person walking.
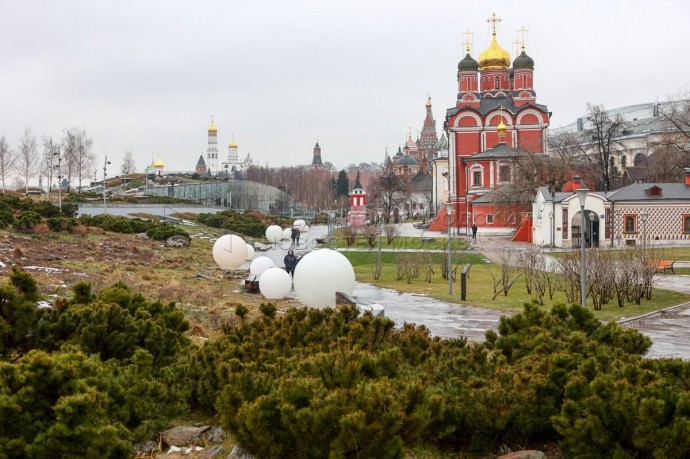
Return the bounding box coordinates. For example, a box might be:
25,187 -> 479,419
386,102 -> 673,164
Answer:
284,249 -> 298,276
294,227 -> 301,246
471,223 -> 478,240
290,227 -> 297,247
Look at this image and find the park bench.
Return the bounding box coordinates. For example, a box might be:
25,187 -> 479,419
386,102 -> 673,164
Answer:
656,260 -> 675,274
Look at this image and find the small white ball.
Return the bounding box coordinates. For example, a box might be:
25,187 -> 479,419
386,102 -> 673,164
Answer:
259,267 -> 293,299
250,256 -> 275,277
282,228 -> 292,240
265,225 -> 282,243
245,244 -> 255,261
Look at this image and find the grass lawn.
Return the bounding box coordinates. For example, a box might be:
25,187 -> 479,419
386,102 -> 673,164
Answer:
341,250 -> 690,323
330,234 -> 468,251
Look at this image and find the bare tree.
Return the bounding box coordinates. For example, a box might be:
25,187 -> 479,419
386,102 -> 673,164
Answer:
17,128 -> 39,194
0,137 -> 15,193
121,149 -> 136,176
75,128 -> 94,192
658,89 -> 690,153
41,137 -> 58,192
371,163 -> 405,222
585,103 -> 629,191
61,128 -> 79,191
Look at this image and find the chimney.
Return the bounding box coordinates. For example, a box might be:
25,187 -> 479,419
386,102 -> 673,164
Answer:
685,167 -> 690,186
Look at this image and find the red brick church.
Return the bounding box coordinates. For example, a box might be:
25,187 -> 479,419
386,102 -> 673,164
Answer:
430,13 -> 550,237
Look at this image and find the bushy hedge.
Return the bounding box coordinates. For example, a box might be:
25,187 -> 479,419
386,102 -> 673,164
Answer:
0,271 -> 191,457
79,215 -> 188,240
187,301 -> 690,458
197,210 -> 265,238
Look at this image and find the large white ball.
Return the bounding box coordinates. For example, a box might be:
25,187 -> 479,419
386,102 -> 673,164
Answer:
212,235 -> 248,270
282,228 -> 292,240
294,249 -> 355,308
259,267 -> 293,299
246,244 -> 255,261
294,219 -> 306,227
265,225 -> 282,243
250,256 -> 275,277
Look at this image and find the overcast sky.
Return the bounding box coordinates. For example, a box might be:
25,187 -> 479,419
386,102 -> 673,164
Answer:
2,0 -> 689,178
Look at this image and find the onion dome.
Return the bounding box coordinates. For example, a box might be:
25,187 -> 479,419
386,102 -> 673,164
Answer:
396,154 -> 419,167
208,117 -> 217,133
228,141 -> 238,148
154,158 -> 165,168
425,96 -> 432,108
433,133 -> 448,150
497,119 -> 507,137
512,47 -> 534,70
478,33 -> 511,70
458,52 -> 479,72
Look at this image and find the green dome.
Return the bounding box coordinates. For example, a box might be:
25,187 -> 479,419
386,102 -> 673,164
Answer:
458,53 -> 479,72
512,50 -> 534,70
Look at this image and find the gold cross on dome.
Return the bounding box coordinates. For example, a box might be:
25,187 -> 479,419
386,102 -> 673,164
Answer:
462,29 -> 473,53
487,12 -> 502,33
517,26 -> 529,50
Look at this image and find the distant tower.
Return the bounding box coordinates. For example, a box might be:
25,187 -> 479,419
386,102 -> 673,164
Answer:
348,179 -> 367,227
419,97 -> 438,162
206,116 -> 219,175
311,141 -> 323,167
227,136 -> 242,172
196,155 -> 207,174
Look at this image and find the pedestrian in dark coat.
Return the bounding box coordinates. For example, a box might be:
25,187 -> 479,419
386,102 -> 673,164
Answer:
471,223 -> 478,239
284,249 -> 298,276
290,227 -> 297,246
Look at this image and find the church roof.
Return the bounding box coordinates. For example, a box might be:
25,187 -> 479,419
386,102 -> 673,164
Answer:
607,183 -> 690,201
409,170 -> 432,191
196,155 -> 206,166
446,97 -> 549,118
513,48 -> 535,70
396,154 -> 419,167
464,142 -> 525,160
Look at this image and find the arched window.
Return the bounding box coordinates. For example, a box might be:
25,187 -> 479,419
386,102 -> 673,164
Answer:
634,153 -> 647,167
624,215 -> 636,233
473,170 -> 482,186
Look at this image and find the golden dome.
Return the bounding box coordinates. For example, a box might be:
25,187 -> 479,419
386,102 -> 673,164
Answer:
154,158 -> 165,167
208,121 -> 217,133
228,141 -> 238,148
425,96 -> 432,108
478,33 -> 511,70
497,119 -> 507,137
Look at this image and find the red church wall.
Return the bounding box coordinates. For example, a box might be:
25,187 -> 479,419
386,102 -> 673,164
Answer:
518,130 -> 543,153
455,132 -> 481,155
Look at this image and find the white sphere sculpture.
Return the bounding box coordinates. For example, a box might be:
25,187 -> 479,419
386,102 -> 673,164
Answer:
212,235 -> 248,270
265,225 -> 282,243
259,267 -> 293,299
250,256 -> 275,277
294,249 -> 355,308
246,244 -> 255,261
294,219 -> 306,227
282,228 -> 292,240
293,219 -> 309,233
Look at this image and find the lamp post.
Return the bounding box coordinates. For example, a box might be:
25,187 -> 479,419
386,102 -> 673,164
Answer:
445,200 -> 454,295
575,186 -> 589,308
376,209 -> 383,279
328,210 -> 336,249
550,187 -> 556,248
103,156 -> 111,215
640,212 -> 648,250
53,146 -> 62,214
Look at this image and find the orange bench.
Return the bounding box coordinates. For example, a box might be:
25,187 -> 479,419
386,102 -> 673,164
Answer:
656,260 -> 675,274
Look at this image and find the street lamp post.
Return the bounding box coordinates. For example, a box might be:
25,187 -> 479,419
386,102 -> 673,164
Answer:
53,146 -> 62,214
640,212 -> 649,250
103,156 -> 111,215
575,186 -> 589,308
376,209 -> 383,279
445,201 -> 454,295
550,187 -> 556,248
